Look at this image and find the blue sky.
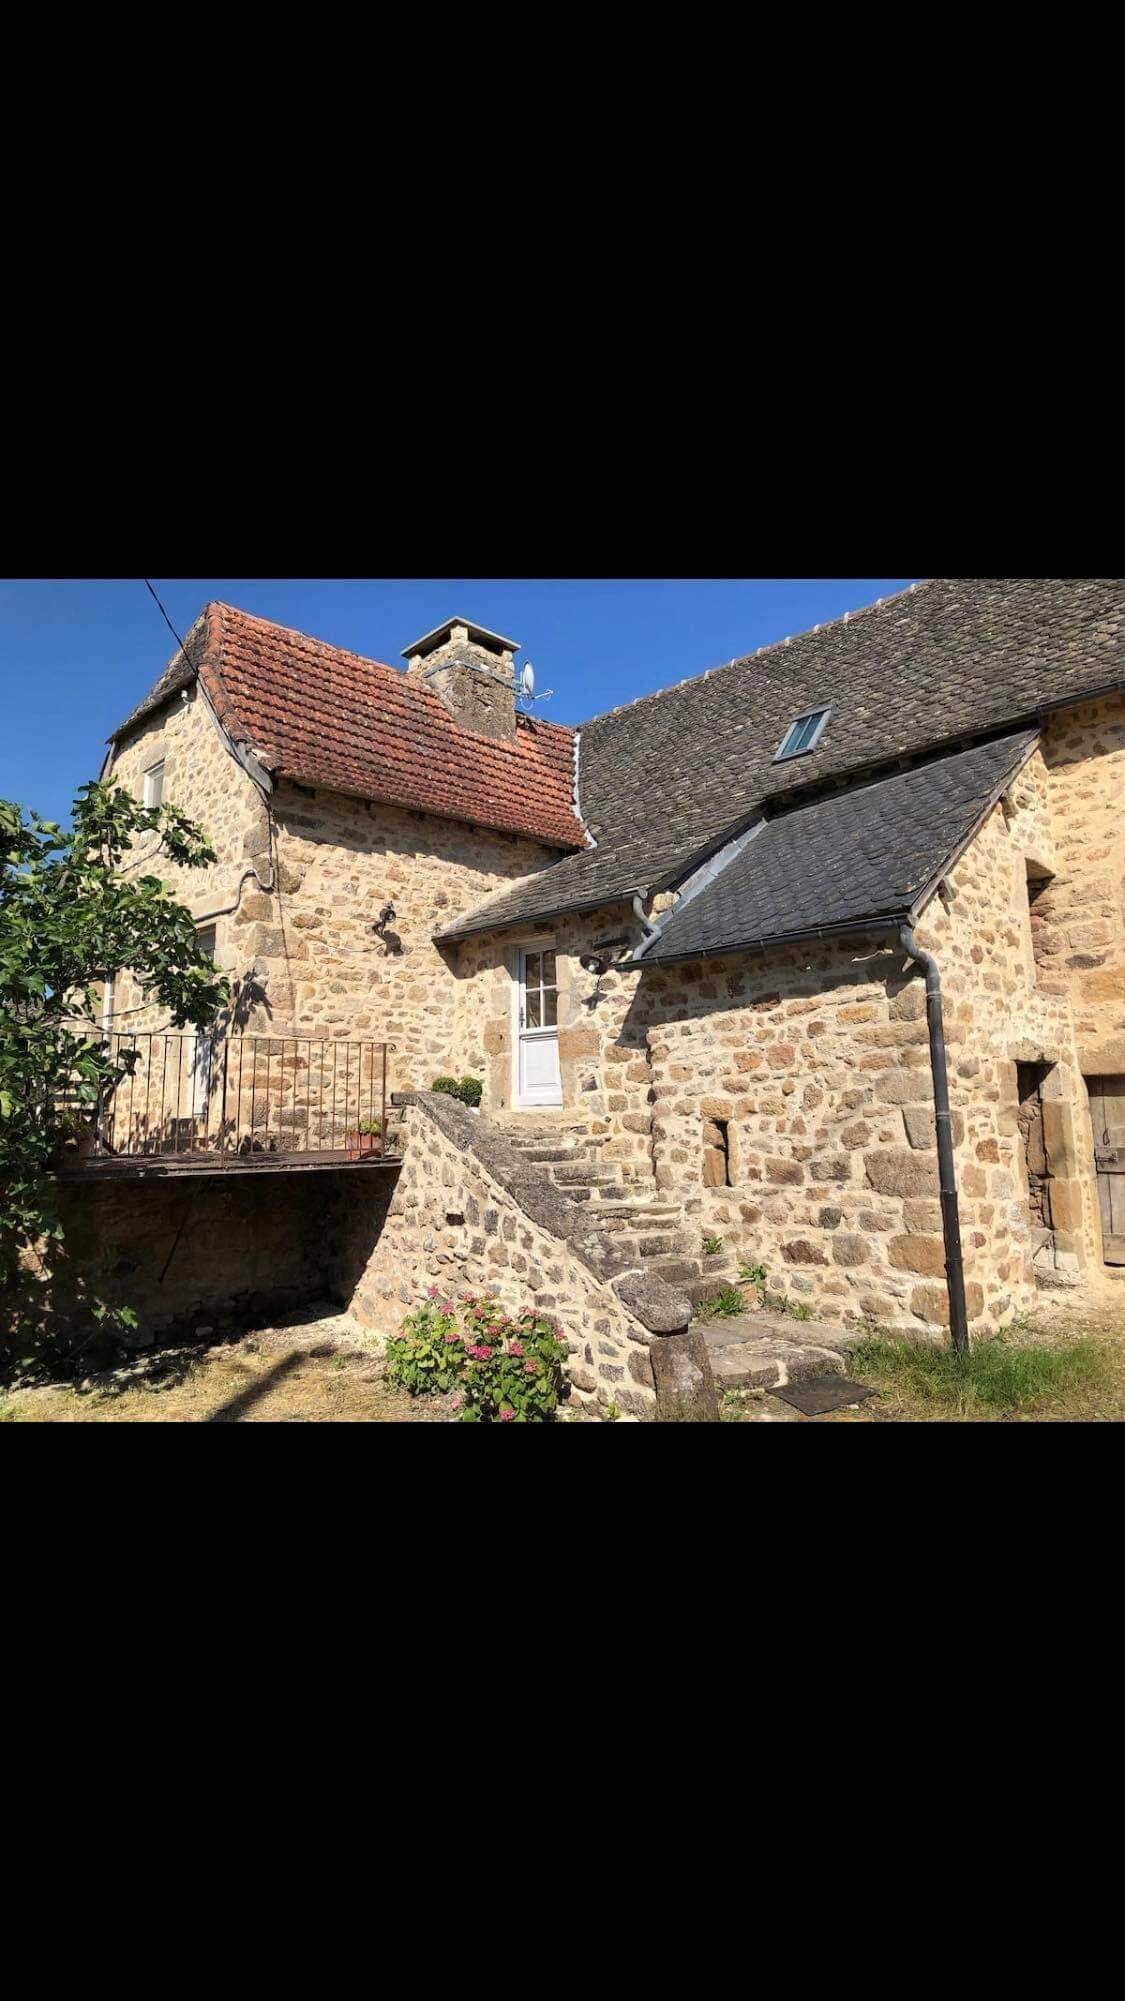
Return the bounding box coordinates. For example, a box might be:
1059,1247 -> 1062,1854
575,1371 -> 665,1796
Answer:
0,579 -> 919,828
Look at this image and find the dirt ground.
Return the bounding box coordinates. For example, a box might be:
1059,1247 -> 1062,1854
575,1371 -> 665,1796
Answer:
5,1281 -> 1124,1423
0,1306 -> 458,1424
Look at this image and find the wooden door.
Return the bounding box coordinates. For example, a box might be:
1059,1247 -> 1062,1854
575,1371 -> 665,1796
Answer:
1089,1076 -> 1125,1264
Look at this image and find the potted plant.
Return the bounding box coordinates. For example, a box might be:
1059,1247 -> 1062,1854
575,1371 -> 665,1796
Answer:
345,1116 -> 385,1159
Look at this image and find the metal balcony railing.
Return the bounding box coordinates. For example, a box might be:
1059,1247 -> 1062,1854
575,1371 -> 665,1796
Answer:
74,1032 -> 395,1165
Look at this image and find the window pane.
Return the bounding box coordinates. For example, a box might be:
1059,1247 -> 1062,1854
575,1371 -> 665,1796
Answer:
524,951 -> 541,989
144,762 -> 165,807
541,950 -> 557,987
777,711 -> 826,759
525,991 -> 541,1029
543,988 -> 558,1027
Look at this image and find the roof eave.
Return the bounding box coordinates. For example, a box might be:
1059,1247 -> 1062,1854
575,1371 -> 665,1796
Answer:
643,910 -> 913,967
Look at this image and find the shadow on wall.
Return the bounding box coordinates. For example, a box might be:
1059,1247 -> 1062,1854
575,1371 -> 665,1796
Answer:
1,1167 -> 400,1374
618,943 -> 915,1051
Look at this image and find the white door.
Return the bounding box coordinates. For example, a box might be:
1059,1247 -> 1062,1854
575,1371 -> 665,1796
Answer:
517,946 -> 562,1107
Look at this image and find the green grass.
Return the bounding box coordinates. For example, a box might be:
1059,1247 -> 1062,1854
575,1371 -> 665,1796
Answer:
702,1236 -> 724,1258
693,1283 -> 746,1321
848,1330 -> 1105,1417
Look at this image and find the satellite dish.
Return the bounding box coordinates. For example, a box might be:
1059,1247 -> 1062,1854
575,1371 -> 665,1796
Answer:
520,662 -> 536,698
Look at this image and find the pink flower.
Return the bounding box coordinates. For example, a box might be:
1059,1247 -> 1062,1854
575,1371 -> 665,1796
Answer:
427,1286 -> 439,1299
450,1394 -> 463,1410
499,1407 -> 515,1422
444,1331 -> 461,1345
468,1344 -> 493,1361
508,1340 -> 524,1358
525,1360 -> 539,1374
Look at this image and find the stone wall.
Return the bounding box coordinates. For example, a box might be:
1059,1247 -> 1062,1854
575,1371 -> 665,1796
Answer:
636,758 -> 1099,1331
105,694 -> 564,1099
103,684 -> 265,1028
451,900 -> 657,1176
13,1167 -> 396,1351
343,1095 -> 686,1417
1036,693 -> 1125,1074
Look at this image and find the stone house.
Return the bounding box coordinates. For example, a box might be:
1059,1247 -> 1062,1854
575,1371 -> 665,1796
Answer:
86,581 -> 1124,1412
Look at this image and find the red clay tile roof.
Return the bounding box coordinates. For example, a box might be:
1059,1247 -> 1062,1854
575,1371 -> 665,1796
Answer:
109,603 -> 584,851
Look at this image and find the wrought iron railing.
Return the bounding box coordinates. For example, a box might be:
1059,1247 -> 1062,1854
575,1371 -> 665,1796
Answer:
78,1032 -> 395,1163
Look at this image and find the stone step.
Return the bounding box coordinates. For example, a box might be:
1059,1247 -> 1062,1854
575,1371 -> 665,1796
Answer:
644,1256 -> 703,1283
589,1199 -> 682,1222
596,1217 -> 686,1243
699,1313 -> 855,1392
680,1275 -> 752,1308
603,1235 -> 680,1263
519,1146 -> 597,1166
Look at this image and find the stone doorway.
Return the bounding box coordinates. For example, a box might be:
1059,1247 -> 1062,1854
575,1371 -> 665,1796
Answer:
1017,1062 -> 1055,1245
1087,1076 -> 1125,1265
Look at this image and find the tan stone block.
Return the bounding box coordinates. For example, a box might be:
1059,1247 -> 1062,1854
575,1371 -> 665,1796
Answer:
702,1150 -> 728,1189
911,1281 -> 985,1325
840,1121 -> 871,1148
558,1026 -> 600,1056
889,1234 -> 946,1276
1046,1178 -> 1084,1233
889,981 -> 927,1022
902,1199 -> 943,1234
875,1068 -> 935,1106
781,1239 -> 828,1266
765,1157 -> 803,1185
831,1235 -> 868,1267
865,1150 -> 939,1199
903,1105 -> 965,1150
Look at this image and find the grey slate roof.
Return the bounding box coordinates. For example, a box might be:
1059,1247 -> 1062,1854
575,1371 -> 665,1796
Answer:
641,731 -> 1038,964
437,577 -> 1124,942
108,617 -> 204,741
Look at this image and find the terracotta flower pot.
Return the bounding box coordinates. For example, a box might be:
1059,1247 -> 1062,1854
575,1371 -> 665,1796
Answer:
345,1130 -> 384,1158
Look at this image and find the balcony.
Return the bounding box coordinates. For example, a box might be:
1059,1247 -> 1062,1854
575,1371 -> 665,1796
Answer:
55,1032 -> 398,1178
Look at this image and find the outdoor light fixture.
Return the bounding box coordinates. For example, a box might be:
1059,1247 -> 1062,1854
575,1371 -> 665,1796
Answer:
373,901 -> 397,936
579,953 -> 607,976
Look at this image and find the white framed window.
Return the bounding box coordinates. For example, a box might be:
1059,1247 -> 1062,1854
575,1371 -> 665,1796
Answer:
143,760 -> 165,807
774,708 -> 831,762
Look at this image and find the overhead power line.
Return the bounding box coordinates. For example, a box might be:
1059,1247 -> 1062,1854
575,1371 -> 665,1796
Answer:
143,578 -> 193,665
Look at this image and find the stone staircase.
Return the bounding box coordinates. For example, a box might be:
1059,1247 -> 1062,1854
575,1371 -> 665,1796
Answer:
391,1097 -> 865,1413
500,1121 -> 862,1397
501,1122 -> 740,1310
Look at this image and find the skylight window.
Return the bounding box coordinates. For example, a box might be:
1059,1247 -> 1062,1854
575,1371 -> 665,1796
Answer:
773,708 -> 830,762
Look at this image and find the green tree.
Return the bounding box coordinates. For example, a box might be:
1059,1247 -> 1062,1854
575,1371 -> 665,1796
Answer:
1,781 -> 230,1317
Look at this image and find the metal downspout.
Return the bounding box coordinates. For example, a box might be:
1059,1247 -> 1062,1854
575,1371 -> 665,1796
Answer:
898,922 -> 969,1353
632,892 -> 660,945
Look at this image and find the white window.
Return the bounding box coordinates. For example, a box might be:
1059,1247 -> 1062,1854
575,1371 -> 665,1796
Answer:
143,760 -> 165,807
774,709 -> 830,762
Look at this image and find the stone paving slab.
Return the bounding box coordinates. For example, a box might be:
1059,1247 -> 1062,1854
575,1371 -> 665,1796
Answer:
698,1312 -> 856,1390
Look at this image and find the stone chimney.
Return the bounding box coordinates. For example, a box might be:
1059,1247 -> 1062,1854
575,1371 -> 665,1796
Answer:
402,616 -> 521,741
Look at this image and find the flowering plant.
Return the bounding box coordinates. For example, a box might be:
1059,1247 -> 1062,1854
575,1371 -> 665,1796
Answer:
385,1292 -> 569,1422
383,1300 -> 463,1394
